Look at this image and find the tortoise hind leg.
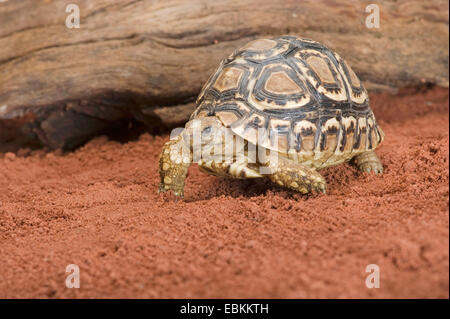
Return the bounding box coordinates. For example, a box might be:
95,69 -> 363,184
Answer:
352,150 -> 383,174
266,157 -> 326,194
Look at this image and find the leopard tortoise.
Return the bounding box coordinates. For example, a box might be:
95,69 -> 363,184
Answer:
159,35 -> 384,197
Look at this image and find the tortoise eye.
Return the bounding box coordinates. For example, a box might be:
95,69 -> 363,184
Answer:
202,126 -> 212,135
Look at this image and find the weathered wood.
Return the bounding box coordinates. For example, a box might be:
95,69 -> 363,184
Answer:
0,0 -> 448,148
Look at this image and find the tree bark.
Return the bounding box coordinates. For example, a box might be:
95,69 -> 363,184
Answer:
0,0 -> 448,149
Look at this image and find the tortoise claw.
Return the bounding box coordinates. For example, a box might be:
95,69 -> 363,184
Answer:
158,183 -> 184,199
361,164 -> 383,175
313,182 -> 327,194
157,184 -> 165,194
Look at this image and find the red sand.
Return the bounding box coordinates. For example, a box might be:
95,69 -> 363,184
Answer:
0,87 -> 448,298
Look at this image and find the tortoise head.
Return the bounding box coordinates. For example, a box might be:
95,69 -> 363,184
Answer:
182,116 -> 225,150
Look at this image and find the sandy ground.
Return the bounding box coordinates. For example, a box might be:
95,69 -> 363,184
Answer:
0,87 -> 448,298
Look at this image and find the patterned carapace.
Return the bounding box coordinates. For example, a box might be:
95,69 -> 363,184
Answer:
191,35 -> 384,166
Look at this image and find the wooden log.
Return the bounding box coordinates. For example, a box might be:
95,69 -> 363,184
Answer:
0,0 -> 448,148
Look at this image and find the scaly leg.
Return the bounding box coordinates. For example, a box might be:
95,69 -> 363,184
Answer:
352,150 -> 383,174
158,135 -> 191,197
266,156 -> 327,194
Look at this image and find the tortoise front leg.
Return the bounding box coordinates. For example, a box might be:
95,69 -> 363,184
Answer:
267,157 -> 327,194
158,135 -> 191,197
352,150 -> 383,174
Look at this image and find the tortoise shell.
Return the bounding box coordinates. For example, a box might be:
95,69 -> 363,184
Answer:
191,35 -> 384,166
